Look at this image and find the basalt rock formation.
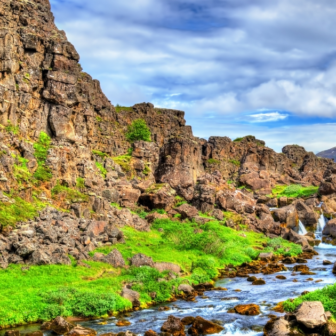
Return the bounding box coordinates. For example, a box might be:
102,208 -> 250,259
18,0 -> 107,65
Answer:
1,0 -> 336,266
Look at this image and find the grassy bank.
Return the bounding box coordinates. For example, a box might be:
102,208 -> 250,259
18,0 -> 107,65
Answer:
283,284 -> 336,317
0,219 -> 301,329
269,184 -> 319,199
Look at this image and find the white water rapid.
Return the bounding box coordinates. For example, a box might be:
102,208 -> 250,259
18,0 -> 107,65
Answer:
298,220 -> 307,235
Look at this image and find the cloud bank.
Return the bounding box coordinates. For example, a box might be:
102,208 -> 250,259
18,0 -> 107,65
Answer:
51,0 -> 336,152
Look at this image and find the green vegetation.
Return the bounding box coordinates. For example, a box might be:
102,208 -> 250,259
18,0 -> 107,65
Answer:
125,119 -> 151,143
113,154 -> 132,172
13,156 -> 31,186
229,159 -> 240,166
76,177 -> 85,189
0,218 -> 301,328
115,105 -> 134,113
207,158 -> 220,165
233,135 -> 254,142
95,116 -> 102,122
92,150 -> 108,159
270,184 -> 319,199
5,121 -> 20,135
51,182 -> 89,203
0,194 -> 45,228
175,195 -> 187,207
227,180 -> 234,185
283,283 -> 336,317
95,161 -> 107,178
33,132 -> 52,182
143,165 -> 151,175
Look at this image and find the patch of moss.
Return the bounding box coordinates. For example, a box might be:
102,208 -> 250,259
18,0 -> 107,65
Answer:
92,150 -> 109,159
229,159 -> 240,167
95,162 -> 107,178
115,104 -> 134,113
113,154 -> 132,172
51,182 -> 89,203
207,158 -> 220,165
33,132 -> 52,183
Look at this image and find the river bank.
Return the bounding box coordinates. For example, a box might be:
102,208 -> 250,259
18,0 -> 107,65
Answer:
1,243 -> 334,336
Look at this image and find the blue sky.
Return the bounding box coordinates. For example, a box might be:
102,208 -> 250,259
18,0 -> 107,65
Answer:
50,0 -> 336,153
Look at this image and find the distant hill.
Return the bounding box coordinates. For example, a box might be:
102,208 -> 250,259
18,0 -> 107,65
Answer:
317,147 -> 336,161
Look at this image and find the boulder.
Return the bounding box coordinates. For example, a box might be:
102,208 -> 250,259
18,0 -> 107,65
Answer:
104,249 -> 125,268
154,262 -> 181,274
188,316 -> 224,335
4,331 -> 20,336
49,316 -> 75,335
178,284 -> 194,295
323,218 -> 336,237
130,253 -> 154,267
64,326 -> 97,336
176,204 -> 198,220
181,316 -> 195,325
295,301 -> 327,329
259,252 -> 273,261
139,184 -> 176,211
264,317 -> 291,336
121,288 -> 140,308
161,315 -> 185,336
144,331 -> 158,336
295,200 -> 318,227
234,304 -> 261,315
145,212 -> 168,223
210,209 -> 224,221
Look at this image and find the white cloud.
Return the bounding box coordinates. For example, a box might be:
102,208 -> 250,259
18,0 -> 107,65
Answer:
249,112 -> 288,123
50,0 -> 336,151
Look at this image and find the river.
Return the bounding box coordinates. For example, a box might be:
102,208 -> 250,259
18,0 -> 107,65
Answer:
4,244 -> 335,336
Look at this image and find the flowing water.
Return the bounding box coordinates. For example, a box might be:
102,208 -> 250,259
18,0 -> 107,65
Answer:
298,220 -> 307,235
3,246 -> 336,336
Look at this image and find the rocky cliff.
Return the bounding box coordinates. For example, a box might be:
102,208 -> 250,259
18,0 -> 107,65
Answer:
1,0 -> 336,267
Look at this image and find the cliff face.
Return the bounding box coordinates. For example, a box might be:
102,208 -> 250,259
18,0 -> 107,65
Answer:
1,0 -> 336,237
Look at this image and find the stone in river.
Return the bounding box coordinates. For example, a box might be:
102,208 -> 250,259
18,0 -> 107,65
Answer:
234,304 -> 261,316
295,301 -> 327,329
252,278 -> 266,285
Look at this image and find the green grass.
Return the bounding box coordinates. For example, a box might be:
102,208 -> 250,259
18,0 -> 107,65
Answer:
51,182 -> 89,203
92,150 -> 109,159
207,158 -> 220,165
229,159 -> 240,167
33,132 -> 52,182
5,121 -> 20,135
13,156 -> 31,186
0,194 -> 45,228
0,218 -> 301,328
76,177 -> 85,189
283,283 -> 336,317
143,165 -> 151,175
270,184 -> 319,199
95,162 -> 107,178
113,154 -> 132,172
115,105 -> 134,113
175,195 -> 187,207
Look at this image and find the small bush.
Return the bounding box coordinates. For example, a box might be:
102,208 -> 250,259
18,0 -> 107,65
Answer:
126,119 -> 151,143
